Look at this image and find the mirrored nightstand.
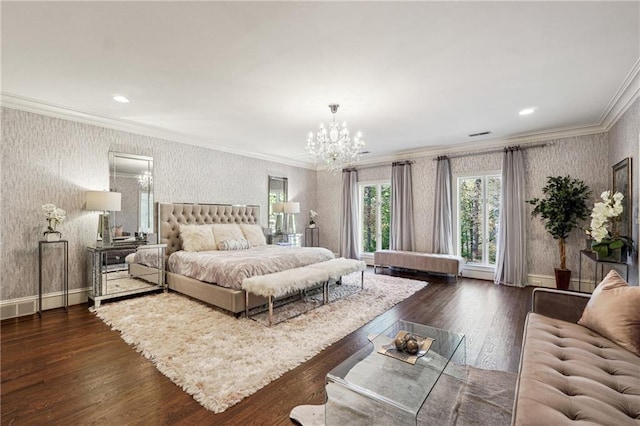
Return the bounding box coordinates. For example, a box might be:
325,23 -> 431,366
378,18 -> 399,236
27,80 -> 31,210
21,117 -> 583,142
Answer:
87,243 -> 166,307
271,233 -> 303,247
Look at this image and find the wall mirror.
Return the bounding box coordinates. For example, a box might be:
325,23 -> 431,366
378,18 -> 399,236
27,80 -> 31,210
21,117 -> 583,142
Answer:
268,176 -> 288,234
109,152 -> 154,239
612,157 -> 631,238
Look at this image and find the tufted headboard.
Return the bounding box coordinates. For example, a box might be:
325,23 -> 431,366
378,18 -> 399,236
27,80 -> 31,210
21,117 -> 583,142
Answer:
157,202 -> 260,257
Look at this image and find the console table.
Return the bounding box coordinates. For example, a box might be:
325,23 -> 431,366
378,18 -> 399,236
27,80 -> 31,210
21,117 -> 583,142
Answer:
578,249 -> 629,293
38,239 -> 69,316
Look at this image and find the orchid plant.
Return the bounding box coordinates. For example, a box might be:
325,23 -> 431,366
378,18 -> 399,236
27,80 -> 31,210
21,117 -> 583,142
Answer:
309,209 -> 318,226
41,203 -> 66,232
586,191 -> 633,259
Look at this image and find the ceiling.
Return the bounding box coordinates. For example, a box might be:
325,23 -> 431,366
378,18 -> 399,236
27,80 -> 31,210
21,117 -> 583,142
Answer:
2,1 -> 639,168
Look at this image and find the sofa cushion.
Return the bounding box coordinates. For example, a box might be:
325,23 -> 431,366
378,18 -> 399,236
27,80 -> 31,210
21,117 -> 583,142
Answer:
578,270 -> 640,356
513,312 -> 640,425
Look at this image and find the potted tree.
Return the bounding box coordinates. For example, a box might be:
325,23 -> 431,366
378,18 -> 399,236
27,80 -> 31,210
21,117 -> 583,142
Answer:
527,176 -> 591,289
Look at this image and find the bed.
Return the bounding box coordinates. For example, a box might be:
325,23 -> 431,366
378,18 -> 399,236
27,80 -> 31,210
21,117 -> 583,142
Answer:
157,202 -> 335,314
126,247 -> 164,285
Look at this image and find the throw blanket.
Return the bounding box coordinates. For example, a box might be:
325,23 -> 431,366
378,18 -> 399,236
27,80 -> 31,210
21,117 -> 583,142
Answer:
168,245 -> 335,289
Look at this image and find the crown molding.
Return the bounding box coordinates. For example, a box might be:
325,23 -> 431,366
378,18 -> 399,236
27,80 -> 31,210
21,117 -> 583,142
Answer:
352,122 -> 607,168
599,58 -> 640,131
3,56 -> 639,173
0,93 -> 316,170
336,59 -> 640,168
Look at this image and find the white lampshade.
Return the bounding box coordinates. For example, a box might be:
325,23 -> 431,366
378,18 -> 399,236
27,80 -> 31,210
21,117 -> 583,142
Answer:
284,202 -> 300,214
272,202 -> 285,213
86,191 -> 122,212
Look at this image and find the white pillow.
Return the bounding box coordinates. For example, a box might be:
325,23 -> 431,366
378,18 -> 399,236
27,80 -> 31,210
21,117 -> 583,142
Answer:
217,238 -> 251,251
240,224 -> 267,247
211,224 -> 244,243
180,224 -> 217,252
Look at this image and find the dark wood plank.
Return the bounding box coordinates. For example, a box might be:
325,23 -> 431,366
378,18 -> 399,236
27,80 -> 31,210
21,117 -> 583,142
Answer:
1,271 -> 533,425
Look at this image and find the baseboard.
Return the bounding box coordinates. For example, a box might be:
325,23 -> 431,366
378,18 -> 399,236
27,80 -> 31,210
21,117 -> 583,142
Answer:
367,258 -> 590,291
528,273 -> 594,293
1,288 -> 89,320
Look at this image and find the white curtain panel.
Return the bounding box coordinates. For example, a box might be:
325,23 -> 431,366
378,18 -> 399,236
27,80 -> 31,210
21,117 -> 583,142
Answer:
340,169 -> 359,259
432,156 -> 454,254
390,162 -> 415,251
494,147 -> 528,287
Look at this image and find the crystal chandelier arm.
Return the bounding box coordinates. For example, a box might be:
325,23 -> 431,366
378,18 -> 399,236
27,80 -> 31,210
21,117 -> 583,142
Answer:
306,103 -> 365,173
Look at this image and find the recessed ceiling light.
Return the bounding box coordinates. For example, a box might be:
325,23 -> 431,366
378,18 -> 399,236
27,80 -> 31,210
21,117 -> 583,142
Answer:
112,95 -> 130,103
519,107 -> 536,116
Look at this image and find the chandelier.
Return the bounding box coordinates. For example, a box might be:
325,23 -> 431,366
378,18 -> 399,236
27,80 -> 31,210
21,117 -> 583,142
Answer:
306,104 -> 365,173
138,171 -> 153,189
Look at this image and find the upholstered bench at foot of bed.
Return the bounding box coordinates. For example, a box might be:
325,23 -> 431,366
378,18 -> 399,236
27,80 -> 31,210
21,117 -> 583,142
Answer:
308,258 -> 366,282
308,258 -> 366,301
242,258 -> 366,326
373,250 -> 464,278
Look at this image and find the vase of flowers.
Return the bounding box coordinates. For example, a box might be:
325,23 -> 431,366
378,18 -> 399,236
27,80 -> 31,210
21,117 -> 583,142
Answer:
586,191 -> 633,262
308,209 -> 318,228
42,203 -> 66,241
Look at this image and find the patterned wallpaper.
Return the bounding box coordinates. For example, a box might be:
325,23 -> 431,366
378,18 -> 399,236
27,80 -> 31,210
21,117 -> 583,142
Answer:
3,100 -> 637,301
317,133 -> 611,282
1,108 -> 317,300
608,98 -> 639,284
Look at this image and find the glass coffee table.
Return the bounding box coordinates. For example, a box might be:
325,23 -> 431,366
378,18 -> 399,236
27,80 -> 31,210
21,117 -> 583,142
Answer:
325,320 -> 466,425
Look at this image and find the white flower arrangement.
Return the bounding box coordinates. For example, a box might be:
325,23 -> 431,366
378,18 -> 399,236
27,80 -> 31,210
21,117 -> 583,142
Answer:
586,191 -> 634,260
41,203 -> 66,232
309,209 -> 318,226
585,191 -> 623,243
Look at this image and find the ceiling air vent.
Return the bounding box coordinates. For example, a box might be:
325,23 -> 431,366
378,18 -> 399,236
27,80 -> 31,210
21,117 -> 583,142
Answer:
360,151 -> 371,154
469,131 -> 491,137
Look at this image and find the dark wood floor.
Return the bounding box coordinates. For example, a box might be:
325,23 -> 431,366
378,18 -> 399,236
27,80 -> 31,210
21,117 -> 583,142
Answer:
2,270 -> 533,425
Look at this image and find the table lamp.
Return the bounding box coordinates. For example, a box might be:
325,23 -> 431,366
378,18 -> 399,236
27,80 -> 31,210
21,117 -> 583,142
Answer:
284,202 -> 300,234
273,202 -> 285,233
86,190 -> 121,246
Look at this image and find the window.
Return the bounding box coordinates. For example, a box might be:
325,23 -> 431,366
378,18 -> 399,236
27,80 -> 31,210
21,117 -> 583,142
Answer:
455,173 -> 501,266
359,181 -> 391,254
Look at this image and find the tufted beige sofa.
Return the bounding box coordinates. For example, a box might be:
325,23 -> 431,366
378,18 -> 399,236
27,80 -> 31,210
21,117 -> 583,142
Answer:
512,288 -> 640,425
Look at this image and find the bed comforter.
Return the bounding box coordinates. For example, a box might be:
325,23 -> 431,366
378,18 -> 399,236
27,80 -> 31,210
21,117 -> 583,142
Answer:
167,245 -> 335,289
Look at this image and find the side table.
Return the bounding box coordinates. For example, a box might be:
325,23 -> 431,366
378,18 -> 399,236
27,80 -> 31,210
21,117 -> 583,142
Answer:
578,249 -> 629,293
38,239 -> 69,316
87,243 -> 166,307
305,227 -> 319,247
272,233 -> 303,247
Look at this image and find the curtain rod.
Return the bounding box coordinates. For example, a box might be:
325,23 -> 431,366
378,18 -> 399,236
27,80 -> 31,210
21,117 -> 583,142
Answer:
432,142 -> 550,161
350,160 -> 414,171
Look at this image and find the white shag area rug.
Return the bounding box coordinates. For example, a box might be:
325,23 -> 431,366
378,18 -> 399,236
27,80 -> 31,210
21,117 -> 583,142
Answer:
92,272 -> 426,414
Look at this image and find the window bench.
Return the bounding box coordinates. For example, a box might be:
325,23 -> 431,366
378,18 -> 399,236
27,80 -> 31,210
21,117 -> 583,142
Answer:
373,250 -> 464,278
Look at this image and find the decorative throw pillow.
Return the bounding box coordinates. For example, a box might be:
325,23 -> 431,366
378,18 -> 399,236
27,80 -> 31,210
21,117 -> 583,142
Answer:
578,270 -> 640,356
180,224 -> 217,252
211,224 -> 244,244
240,224 -> 267,247
217,238 -> 251,251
